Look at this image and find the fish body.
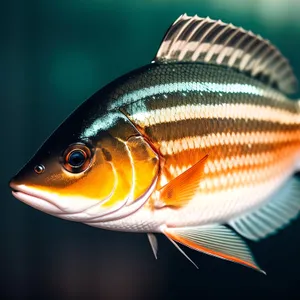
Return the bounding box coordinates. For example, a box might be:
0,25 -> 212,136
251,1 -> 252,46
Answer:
83,62 -> 300,231
10,15 -> 300,273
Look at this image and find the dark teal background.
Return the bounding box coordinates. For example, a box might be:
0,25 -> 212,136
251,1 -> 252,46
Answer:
1,0 -> 300,299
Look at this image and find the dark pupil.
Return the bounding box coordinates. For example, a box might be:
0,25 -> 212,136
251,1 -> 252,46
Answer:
69,151 -> 85,167
34,164 -> 44,174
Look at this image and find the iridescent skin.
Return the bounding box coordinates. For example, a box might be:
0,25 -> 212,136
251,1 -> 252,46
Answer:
9,63 -> 300,222
9,11 -> 300,273
9,62 -> 300,274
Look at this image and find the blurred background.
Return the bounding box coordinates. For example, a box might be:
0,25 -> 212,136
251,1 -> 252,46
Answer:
1,0 -> 300,299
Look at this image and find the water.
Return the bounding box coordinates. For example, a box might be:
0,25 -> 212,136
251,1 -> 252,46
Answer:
1,0 -> 300,298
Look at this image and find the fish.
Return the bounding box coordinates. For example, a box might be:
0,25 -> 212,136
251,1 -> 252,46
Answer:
9,14 -> 300,274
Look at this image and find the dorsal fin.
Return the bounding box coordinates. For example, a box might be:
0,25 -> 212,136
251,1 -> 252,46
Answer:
155,14 -> 298,94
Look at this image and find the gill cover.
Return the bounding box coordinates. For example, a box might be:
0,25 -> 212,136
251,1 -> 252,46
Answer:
88,118 -> 160,220
86,132 -> 160,223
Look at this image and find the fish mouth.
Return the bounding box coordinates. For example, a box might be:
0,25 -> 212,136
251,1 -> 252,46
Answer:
10,181 -> 63,215
9,181 -> 104,220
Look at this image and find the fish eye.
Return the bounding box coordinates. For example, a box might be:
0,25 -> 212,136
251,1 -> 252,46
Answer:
68,150 -> 86,167
34,164 -> 45,174
63,144 -> 92,173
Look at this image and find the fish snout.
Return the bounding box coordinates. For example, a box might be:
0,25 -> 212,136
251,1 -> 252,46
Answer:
9,177 -> 18,192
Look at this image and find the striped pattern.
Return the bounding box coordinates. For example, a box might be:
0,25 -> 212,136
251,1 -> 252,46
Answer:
155,14 -> 297,94
166,143 -> 299,192
96,61 -> 300,219
160,131 -> 300,155
156,128 -> 300,193
110,82 -> 265,110
122,79 -> 300,198
144,119 -> 300,142
168,143 -> 299,175
131,103 -> 300,127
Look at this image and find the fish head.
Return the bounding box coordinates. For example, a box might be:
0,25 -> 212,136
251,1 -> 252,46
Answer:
9,99 -> 159,222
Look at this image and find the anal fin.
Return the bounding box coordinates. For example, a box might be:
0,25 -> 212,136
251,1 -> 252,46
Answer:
229,176 -> 300,241
163,224 -> 265,274
165,233 -> 199,269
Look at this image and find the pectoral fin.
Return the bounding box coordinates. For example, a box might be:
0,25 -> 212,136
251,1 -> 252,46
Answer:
163,224 -> 265,274
157,155 -> 208,208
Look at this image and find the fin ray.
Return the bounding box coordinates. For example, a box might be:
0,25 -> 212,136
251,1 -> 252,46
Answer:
229,177 -> 300,241
165,233 -> 199,269
164,224 -> 265,273
155,14 -> 297,94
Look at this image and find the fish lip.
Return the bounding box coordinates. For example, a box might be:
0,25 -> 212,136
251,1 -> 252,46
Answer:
9,184 -> 103,217
10,184 -> 64,215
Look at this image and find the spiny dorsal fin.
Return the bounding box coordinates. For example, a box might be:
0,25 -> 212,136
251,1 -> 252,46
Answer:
155,14 -> 298,94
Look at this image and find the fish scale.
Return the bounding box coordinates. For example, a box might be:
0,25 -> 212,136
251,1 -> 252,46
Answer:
117,63 -> 300,199
9,14 -> 300,273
